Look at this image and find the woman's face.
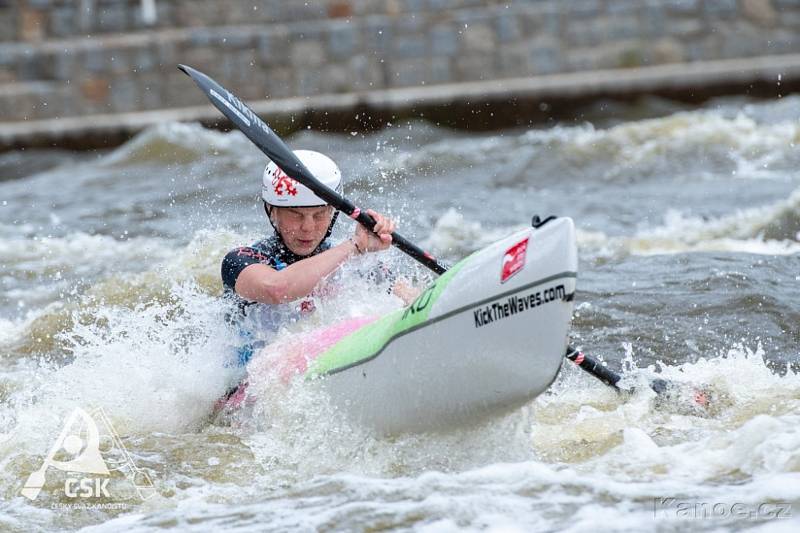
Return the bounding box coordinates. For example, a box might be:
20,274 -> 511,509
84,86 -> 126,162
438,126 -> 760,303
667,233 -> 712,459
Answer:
271,205 -> 334,256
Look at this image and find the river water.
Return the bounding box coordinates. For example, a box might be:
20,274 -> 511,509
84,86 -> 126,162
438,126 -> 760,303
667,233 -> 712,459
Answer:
1,96 -> 799,531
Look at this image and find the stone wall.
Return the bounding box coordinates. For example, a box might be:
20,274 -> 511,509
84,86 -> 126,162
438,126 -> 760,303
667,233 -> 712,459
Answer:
1,0 -> 800,123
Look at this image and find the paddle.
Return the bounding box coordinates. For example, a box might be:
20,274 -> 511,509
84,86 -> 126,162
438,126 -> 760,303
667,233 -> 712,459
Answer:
177,64 -> 447,276
178,64 -> 712,413
566,346 -> 711,412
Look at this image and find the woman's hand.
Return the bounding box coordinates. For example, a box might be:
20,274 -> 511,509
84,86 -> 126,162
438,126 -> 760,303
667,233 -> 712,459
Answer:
352,209 -> 396,254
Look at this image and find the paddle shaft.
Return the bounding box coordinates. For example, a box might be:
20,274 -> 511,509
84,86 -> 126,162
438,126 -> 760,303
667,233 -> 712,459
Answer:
179,64 -> 667,398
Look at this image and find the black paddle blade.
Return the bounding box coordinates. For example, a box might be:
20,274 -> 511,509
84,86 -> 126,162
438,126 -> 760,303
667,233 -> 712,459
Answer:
178,64 -> 448,275
566,346 -> 719,416
177,64 -> 336,205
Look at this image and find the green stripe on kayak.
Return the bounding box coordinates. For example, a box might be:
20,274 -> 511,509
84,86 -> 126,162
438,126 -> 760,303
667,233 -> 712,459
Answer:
307,255 -> 470,378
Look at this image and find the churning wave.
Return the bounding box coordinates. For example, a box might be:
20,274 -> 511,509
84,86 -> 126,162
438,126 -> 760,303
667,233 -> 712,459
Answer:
377,98 -> 800,184
425,187 -> 800,259
98,122 -> 262,168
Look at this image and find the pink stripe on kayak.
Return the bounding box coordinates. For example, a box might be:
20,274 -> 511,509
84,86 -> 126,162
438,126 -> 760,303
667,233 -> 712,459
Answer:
277,316 -> 377,380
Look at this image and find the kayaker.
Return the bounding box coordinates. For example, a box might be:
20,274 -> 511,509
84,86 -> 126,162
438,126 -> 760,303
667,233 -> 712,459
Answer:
221,149 -> 413,366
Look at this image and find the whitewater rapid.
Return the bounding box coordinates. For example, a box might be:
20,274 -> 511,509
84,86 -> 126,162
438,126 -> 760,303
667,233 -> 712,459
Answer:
1,95 -> 799,531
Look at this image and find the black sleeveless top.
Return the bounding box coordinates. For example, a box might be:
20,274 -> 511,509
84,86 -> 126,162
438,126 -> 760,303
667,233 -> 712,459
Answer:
221,235 -> 331,294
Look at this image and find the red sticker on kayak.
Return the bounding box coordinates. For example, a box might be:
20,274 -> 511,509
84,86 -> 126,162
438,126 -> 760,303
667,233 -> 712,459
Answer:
501,237 -> 529,283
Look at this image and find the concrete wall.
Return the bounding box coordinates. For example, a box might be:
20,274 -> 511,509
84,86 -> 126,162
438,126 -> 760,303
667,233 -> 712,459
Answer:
1,0 -> 800,123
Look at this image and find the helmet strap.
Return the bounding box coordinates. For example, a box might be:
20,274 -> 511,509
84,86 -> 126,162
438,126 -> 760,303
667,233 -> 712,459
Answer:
323,211 -> 339,241
264,202 -> 279,234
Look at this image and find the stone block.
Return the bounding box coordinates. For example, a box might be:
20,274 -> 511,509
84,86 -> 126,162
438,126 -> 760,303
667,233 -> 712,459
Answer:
430,24 -> 459,55
156,38 -> 178,69
719,27 -> 763,57
295,68 -> 322,95
429,55 -> 451,83
285,1 -> 326,23
16,47 -> 41,80
666,18 -> 705,37
766,29 -> 799,52
400,0 -> 425,11
663,0 -> 699,15
390,57 -> 429,86
257,25 -> 291,66
0,67 -> 15,83
640,2 -> 666,37
163,71 -> 206,106
394,14 -> 425,34
495,12 -> 521,43
564,48 -> 600,72
565,19 -> 607,47
189,27 -> 218,47
497,42 -> 529,76
777,11 -> 800,26
137,73 -> 162,109
0,8 -> 14,41
50,47 -> 77,80
109,77 -> 138,113
97,3 -> 128,33
220,29 -> 255,49
262,66 -> 292,98
342,55 -> 383,89
539,6 -> 562,35
363,16 -> 393,52
453,52 -> 495,81
290,41 -> 326,67
107,47 -> 131,75
426,0 -> 466,10
328,22 -> 359,60
133,46 -> 157,73
394,35 -> 427,59
703,0 -> 738,16
607,0 -> 641,15
567,0 -> 603,18
49,5 -> 77,38
650,37 -> 685,63
321,62 -> 352,92
742,0 -> 778,26
460,23 -> 495,53
81,76 -> 110,104
685,36 -> 721,61
180,46 -> 216,71
529,44 -> 561,75
519,5 -> 560,36
20,7 -> 45,41
606,16 -> 643,40
84,46 -> 107,73
328,1 -> 354,19
221,49 -> 258,86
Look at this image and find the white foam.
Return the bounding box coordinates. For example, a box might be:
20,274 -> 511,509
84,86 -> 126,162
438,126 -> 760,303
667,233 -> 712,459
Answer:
574,188 -> 800,258
0,283 -> 240,462
528,109 -> 800,181
0,232 -> 173,272
423,208 -> 525,257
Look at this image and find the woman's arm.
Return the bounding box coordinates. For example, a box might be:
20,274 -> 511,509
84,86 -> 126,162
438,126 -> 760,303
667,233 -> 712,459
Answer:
234,240 -> 359,304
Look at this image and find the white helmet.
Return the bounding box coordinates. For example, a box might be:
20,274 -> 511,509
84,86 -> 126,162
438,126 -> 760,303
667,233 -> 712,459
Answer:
262,150 -> 342,207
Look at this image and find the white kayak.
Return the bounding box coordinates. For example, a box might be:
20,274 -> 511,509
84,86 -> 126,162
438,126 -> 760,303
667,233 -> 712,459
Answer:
225,217 -> 578,434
